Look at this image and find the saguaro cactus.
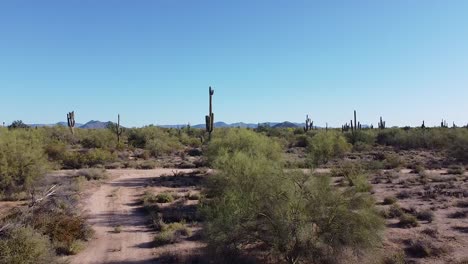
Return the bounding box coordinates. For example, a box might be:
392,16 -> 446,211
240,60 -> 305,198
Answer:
441,119 -> 448,128
304,115 -> 313,132
67,111 -> 75,135
205,86 -> 215,140
378,116 -> 386,129
421,120 -> 426,129
114,114 -> 124,144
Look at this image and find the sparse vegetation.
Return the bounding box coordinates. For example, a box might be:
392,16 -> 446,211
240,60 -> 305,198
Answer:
399,213 -> 419,228
203,129 -> 384,263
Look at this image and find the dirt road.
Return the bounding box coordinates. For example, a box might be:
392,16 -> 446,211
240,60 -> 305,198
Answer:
70,169 -> 192,264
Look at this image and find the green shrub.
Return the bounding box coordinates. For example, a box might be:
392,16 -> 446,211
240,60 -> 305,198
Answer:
383,196 -> 397,205
44,141 -> 67,162
345,130 -> 376,147
137,160 -> 157,169
384,154 -> 404,169
32,211 -> 93,255
154,230 -> 175,246
416,210 -> 434,223
153,222 -> 191,246
406,238 -> 445,258
447,165 -> 465,175
203,131 -> 383,264
206,128 -> 283,164
308,131 -> 351,165
79,129 -> 116,149
0,226 -> 54,264
388,204 -> 404,218
381,250 -> 406,264
334,162 -> 372,192
155,193 -> 174,203
398,213 -> 419,228
62,149 -> 116,169
127,126 -> 182,157
0,131 -> 49,199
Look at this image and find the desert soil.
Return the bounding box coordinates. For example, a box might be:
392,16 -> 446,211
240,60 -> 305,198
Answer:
69,169 -> 202,264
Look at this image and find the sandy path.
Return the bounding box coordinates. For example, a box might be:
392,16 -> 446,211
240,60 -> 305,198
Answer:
71,169 -> 191,264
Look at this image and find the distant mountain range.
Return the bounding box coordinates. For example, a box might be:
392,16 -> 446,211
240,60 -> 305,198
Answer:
28,121 -> 312,129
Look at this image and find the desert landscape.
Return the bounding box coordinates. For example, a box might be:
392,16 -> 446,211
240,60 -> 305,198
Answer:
1,114 -> 468,264
1,1 -> 468,264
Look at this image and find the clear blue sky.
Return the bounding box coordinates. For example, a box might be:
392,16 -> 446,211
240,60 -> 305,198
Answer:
1,0 -> 467,127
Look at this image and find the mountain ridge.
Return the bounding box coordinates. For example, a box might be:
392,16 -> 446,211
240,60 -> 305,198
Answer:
28,120 -> 314,129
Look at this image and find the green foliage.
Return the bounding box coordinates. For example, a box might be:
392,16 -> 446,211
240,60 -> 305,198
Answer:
155,193 -> 174,203
383,196 -> 397,205
8,120 -> 30,129
416,209 -> 434,223
308,131 -> 351,165
345,130 -> 376,148
127,126 -> 182,157
79,129 -> 116,149
0,130 -> 49,199
30,205 -> 94,256
0,226 -> 54,264
375,127 -> 465,150
334,162 -> 372,192
398,213 -> 419,228
206,128 -> 283,164
62,149 -> 116,169
203,132 -> 383,263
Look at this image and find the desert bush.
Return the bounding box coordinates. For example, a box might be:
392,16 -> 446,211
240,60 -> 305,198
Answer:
206,128 -> 283,164
383,196 -> 397,205
75,168 -> 108,181
186,192 -> 200,200
30,210 -> 93,255
384,154 -> 404,169
308,131 -> 351,165
388,204 -> 404,218
447,131 -> 468,163
137,160 -> 157,169
381,250 -> 406,264
447,165 -> 465,175
0,131 -> 49,199
396,190 -> 411,199
155,193 -> 174,203
335,162 -> 372,192
421,228 -> 439,238
416,209 -> 434,223
0,226 -> 54,264
127,126 -> 182,157
398,213 -> 419,228
344,130 -> 376,147
104,162 -> 122,169
154,222 -> 191,246
44,141 -> 67,162
449,210 -> 467,219
8,120 -> 29,129
203,132 -> 383,264
456,200 -> 468,208
79,129 -> 116,149
62,149 -> 116,169
405,238 -> 446,258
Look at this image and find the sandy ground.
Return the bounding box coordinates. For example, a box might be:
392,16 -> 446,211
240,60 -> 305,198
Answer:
69,169 -> 196,264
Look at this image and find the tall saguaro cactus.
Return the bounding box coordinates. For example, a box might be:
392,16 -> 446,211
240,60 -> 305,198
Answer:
378,116 -> 386,129
304,115 -> 313,132
205,86 -> 215,140
114,114 -> 124,144
67,111 -> 75,135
